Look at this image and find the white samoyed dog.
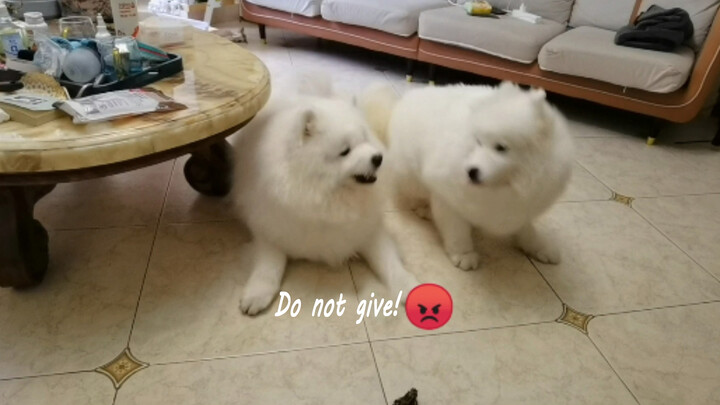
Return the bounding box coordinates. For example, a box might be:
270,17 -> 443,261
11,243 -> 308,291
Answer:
232,75 -> 418,315
359,81 -> 573,271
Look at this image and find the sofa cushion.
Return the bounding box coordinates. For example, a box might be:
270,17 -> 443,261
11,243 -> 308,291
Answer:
539,26 -> 695,93
569,0 -> 636,31
488,0 -> 575,23
245,0 -> 324,17
639,0 -> 720,49
320,0 -> 447,37
419,6 -> 567,64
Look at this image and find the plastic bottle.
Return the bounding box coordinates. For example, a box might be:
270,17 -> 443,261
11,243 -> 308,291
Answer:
110,0 -> 139,37
0,3 -> 26,58
95,13 -> 116,78
22,12 -> 48,50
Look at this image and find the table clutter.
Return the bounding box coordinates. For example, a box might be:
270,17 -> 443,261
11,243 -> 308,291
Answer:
0,0 -> 185,126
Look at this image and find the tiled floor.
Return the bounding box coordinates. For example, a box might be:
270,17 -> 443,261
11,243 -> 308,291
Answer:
2,23 -> 720,405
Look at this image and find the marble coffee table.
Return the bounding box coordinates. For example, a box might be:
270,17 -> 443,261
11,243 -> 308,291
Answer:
0,27 -> 270,288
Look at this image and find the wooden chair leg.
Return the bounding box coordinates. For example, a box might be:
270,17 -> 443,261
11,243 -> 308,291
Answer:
428,64 -> 437,86
258,24 -> 267,44
405,59 -> 415,82
647,117 -> 662,146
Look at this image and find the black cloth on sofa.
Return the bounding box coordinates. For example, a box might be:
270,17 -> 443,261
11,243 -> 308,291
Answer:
615,5 -> 694,52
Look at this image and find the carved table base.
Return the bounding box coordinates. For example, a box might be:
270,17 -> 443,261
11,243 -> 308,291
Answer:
0,131 -> 240,288
0,185 -> 55,288
184,139 -> 233,197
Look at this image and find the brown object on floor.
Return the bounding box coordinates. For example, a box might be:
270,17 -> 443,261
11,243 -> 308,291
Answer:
241,0 -> 720,124
393,388 -> 418,405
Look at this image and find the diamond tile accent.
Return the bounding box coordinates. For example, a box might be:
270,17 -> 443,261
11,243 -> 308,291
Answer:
557,304 -> 594,334
610,192 -> 634,207
95,348 -> 148,389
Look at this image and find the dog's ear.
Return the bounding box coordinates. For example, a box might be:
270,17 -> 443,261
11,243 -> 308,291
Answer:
530,89 -> 553,138
498,80 -> 519,92
301,109 -> 316,139
529,87 -> 547,102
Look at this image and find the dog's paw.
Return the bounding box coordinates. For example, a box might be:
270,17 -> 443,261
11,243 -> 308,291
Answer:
448,251 -> 480,271
239,287 -> 277,316
393,274 -> 420,304
524,244 -> 561,265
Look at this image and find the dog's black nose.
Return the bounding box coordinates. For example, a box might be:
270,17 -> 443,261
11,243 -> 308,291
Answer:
467,167 -> 482,184
371,154 -> 383,168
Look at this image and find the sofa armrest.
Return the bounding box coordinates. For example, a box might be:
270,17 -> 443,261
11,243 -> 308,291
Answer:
680,9 -> 720,108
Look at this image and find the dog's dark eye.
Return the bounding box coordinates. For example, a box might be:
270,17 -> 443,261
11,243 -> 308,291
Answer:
339,147 -> 351,157
494,144 -> 508,153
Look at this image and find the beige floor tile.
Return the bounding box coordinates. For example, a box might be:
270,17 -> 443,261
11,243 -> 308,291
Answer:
373,323 -> 637,405
36,161 -> 173,230
634,194 -> 720,280
116,344 -> 384,405
560,162 -> 613,202
161,155 -> 237,224
0,373 -> 114,405
352,211 -> 561,340
534,201 -> 720,315
591,302 -> 720,405
575,137 -> 720,197
130,222 -> 367,364
0,227 -> 153,379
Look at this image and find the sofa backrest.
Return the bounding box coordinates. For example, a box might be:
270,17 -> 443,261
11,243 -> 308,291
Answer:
569,0 -> 637,31
488,0 -> 575,24
638,0 -> 720,50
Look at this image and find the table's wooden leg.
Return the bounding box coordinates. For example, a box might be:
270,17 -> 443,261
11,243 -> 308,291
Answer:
184,139 -> 232,197
0,185 -> 54,288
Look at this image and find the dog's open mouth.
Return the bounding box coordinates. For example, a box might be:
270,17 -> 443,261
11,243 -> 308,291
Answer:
354,174 -> 377,184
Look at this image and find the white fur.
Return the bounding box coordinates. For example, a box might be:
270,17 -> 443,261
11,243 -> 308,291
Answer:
360,81 -> 573,270
233,76 -> 418,315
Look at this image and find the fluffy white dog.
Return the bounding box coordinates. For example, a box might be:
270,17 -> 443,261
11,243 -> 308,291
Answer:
360,81 -> 573,270
233,76 -> 418,315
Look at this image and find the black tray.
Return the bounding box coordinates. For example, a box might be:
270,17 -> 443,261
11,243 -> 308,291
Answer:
60,53 -> 184,98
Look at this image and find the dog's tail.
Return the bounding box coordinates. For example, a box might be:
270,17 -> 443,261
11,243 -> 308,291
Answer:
356,83 -> 398,145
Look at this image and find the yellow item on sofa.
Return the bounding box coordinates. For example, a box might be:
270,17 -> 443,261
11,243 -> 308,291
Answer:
464,1 -> 493,16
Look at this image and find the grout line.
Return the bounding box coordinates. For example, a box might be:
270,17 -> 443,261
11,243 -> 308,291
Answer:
150,340 -> 369,367
49,224 -> 152,232
632,205 -> 720,284
347,262 -> 389,405
633,191 -> 720,199
367,319 -> 557,345
586,336 -> 642,405
160,218 -> 239,226
126,159 -> 177,348
113,320 -> 560,371
367,340 -> 389,405
593,299 -> 720,318
0,369 -> 95,382
525,255 -> 566,307
573,159 -> 615,197
112,389 -> 118,405
555,198 -> 617,205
